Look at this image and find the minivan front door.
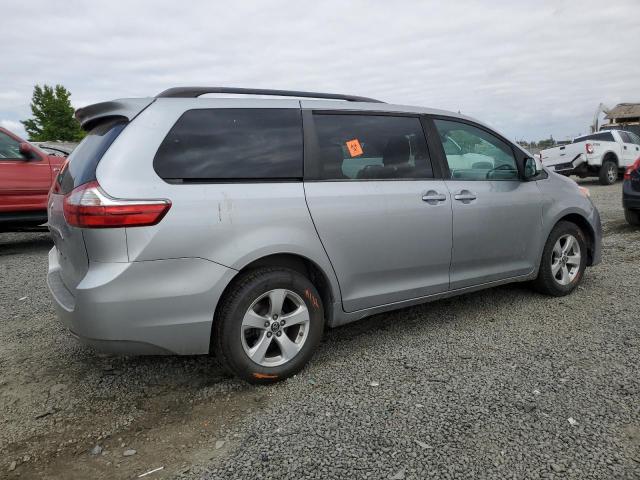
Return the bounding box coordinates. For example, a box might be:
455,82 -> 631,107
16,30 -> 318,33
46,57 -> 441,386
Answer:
431,118 -> 543,290
303,111 -> 452,312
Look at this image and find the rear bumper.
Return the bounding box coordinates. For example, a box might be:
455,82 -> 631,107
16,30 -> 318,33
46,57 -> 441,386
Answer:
622,180 -> 640,210
47,248 -> 237,355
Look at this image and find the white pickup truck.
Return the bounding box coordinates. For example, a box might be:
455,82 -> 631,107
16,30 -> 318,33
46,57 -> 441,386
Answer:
540,129 -> 640,185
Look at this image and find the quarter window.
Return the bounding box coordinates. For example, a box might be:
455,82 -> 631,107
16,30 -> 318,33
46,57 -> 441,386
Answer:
154,109 -> 303,181
311,114 -> 433,180
433,119 -> 518,181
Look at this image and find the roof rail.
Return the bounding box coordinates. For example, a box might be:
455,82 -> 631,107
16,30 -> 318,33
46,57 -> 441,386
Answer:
155,87 -> 384,103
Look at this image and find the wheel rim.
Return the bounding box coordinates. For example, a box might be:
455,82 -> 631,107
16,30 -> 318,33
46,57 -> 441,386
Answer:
241,289 -> 310,367
607,164 -> 617,183
551,234 -> 581,286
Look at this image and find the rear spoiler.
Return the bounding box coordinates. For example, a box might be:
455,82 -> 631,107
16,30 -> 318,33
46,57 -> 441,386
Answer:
75,98 -> 155,130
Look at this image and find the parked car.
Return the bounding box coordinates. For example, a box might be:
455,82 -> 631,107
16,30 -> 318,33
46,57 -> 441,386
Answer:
0,127 -> 67,231
623,156 -> 640,225
34,143 -> 76,157
540,129 -> 640,185
47,87 -> 602,383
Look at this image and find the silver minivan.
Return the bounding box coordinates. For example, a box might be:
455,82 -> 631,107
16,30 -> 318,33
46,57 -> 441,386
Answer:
47,87 -> 602,383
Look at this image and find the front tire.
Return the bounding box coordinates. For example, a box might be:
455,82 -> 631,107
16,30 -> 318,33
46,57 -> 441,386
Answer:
533,221 -> 588,296
625,208 -> 640,226
213,267 -> 325,384
599,160 -> 618,185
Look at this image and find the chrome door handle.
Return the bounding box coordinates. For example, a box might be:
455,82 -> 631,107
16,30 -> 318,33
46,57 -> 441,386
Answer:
454,191 -> 477,203
422,191 -> 447,204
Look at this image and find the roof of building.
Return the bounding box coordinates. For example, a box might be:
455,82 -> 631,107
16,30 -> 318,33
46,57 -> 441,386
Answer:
605,103 -> 640,120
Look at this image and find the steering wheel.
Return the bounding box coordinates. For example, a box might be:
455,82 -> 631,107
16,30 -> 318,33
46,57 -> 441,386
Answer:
486,163 -> 515,179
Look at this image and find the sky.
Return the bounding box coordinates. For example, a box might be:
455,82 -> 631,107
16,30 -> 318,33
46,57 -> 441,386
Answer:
1,0 -> 639,142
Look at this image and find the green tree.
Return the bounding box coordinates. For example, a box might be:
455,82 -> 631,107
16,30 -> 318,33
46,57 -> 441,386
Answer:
21,84 -> 85,141
537,136 -> 556,148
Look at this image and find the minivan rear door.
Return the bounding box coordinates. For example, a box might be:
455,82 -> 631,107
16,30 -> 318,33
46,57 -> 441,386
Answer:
303,109 -> 452,312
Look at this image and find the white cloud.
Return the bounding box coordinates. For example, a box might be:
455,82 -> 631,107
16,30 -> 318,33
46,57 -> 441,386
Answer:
0,119 -> 26,138
1,0 -> 639,140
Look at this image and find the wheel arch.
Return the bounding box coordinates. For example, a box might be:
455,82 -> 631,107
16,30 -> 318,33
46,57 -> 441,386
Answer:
552,213 -> 596,266
210,252 -> 338,353
602,151 -> 619,165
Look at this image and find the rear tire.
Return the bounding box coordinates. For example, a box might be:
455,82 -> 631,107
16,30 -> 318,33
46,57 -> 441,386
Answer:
533,221 -> 588,296
213,267 -> 325,384
625,208 -> 640,226
599,160 -> 618,185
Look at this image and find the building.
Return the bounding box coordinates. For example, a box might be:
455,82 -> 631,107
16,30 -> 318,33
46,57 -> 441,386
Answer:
603,103 -> 640,136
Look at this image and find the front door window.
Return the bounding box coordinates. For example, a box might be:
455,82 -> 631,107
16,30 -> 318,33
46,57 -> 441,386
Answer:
433,119 -> 518,181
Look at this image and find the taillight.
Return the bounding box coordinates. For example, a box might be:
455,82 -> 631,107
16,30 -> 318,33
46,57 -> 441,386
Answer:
63,181 -> 171,228
585,143 -> 594,154
624,157 -> 640,180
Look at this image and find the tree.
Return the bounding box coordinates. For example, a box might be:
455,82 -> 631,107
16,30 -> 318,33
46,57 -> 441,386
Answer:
537,136 -> 556,148
21,84 -> 85,141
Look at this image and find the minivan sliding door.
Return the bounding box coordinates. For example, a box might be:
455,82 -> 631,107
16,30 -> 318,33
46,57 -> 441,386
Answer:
302,109 -> 452,312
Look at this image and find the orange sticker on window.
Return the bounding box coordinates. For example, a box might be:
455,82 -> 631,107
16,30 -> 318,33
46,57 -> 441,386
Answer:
346,139 -> 363,157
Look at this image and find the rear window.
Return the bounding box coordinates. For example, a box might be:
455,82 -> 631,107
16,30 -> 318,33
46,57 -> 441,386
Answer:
57,119 -> 127,194
153,108 -> 303,182
573,132 -> 615,143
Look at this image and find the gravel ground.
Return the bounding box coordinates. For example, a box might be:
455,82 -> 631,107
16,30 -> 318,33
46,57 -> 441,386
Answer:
1,180 -> 639,479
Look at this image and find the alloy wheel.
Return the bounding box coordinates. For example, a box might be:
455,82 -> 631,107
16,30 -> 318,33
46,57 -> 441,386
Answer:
241,289 -> 310,367
551,234 -> 581,286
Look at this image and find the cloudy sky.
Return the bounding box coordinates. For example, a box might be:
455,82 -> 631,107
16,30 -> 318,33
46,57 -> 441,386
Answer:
1,0 -> 638,141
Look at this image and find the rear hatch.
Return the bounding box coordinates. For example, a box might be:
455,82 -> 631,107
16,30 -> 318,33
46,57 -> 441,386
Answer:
48,119 -> 128,293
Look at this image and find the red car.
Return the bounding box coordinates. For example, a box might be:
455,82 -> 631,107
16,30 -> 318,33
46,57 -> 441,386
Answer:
0,127 -> 67,231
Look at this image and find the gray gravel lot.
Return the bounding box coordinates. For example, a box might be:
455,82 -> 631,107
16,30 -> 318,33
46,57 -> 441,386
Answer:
1,180 -> 639,479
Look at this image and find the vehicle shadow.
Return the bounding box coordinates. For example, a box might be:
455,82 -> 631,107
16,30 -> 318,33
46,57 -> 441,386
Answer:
323,281 -> 534,347
69,281 -> 536,391
0,231 -> 52,256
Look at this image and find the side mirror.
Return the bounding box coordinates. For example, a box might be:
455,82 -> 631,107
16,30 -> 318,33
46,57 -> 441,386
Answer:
19,142 -> 34,159
523,157 -> 539,179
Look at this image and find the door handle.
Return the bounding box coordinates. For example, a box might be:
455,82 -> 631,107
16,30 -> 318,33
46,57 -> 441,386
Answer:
454,190 -> 477,203
624,146 -> 627,150
421,190 -> 447,204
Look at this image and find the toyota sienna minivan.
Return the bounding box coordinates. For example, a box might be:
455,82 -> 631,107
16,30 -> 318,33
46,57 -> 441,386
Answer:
47,87 -> 602,383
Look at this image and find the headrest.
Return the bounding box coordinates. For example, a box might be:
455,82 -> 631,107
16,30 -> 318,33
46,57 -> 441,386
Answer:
383,136 -> 410,166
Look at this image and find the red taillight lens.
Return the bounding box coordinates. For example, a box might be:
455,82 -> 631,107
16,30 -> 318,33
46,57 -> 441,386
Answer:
585,143 -> 594,154
624,157 -> 640,180
63,181 -> 171,228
